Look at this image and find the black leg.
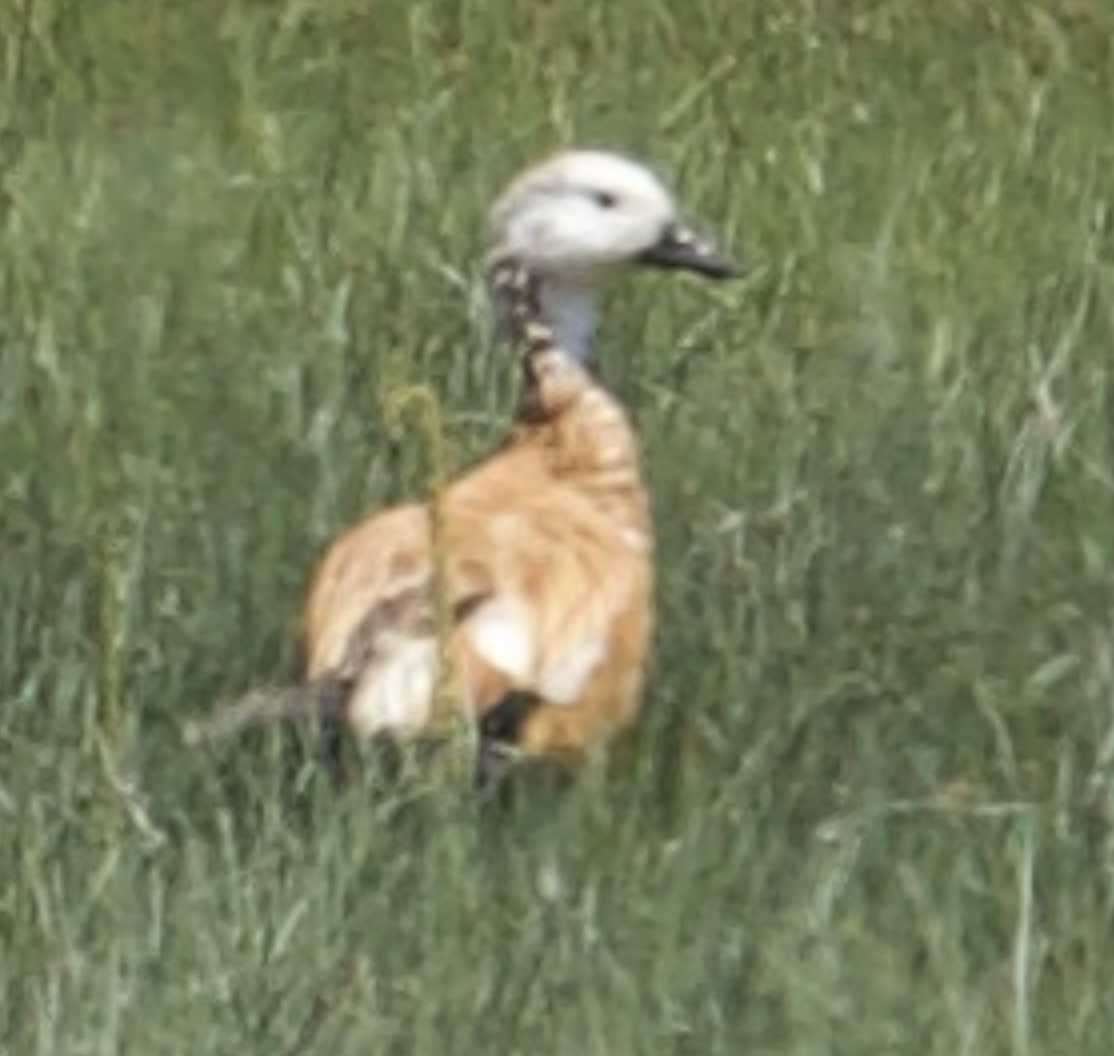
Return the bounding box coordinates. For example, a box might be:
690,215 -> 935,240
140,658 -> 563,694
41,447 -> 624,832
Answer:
311,678 -> 355,788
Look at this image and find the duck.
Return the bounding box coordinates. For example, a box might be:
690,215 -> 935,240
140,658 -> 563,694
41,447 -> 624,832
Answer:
186,149 -> 738,786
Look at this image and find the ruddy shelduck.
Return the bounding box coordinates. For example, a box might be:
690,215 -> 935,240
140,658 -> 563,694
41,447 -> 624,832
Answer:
187,150 -> 738,784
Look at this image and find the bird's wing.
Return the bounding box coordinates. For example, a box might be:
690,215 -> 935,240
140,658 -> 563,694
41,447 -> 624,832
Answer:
303,476 -> 648,739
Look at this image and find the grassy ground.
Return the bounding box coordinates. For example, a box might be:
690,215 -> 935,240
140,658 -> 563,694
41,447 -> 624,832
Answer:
3,0 -> 1114,1052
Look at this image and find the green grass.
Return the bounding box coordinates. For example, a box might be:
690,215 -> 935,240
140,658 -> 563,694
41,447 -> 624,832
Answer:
3,0 -> 1114,1052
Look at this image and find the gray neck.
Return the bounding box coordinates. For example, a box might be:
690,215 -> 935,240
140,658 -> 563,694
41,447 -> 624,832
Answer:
536,278 -> 600,364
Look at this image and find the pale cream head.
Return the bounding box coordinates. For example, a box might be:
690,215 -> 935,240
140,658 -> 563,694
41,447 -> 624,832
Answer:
488,149 -> 736,281
486,149 -> 738,361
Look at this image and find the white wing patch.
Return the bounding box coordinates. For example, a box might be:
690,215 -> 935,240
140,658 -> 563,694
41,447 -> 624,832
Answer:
466,597 -> 536,682
466,592 -> 610,706
347,637 -> 438,738
537,638 -> 606,706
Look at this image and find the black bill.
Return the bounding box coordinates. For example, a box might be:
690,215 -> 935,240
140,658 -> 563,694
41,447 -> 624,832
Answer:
638,223 -> 741,279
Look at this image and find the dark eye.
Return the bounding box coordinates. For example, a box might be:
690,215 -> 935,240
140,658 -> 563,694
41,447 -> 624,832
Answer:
592,191 -> 619,209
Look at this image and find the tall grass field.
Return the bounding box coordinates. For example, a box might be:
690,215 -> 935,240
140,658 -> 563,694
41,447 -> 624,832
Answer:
3,1 -> 1114,1052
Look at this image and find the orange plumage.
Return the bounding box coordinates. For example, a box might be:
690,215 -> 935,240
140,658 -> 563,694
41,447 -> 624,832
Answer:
304,304 -> 654,760
185,150 -> 737,781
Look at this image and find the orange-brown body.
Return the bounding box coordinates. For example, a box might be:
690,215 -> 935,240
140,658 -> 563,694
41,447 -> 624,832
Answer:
303,349 -> 653,759
184,150 -> 737,765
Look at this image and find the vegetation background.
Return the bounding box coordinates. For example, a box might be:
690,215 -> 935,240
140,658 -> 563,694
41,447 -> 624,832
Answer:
2,0 -> 1113,1052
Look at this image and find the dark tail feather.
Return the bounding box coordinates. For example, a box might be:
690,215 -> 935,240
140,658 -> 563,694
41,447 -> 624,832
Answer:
183,677 -> 351,746
474,689 -> 541,791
